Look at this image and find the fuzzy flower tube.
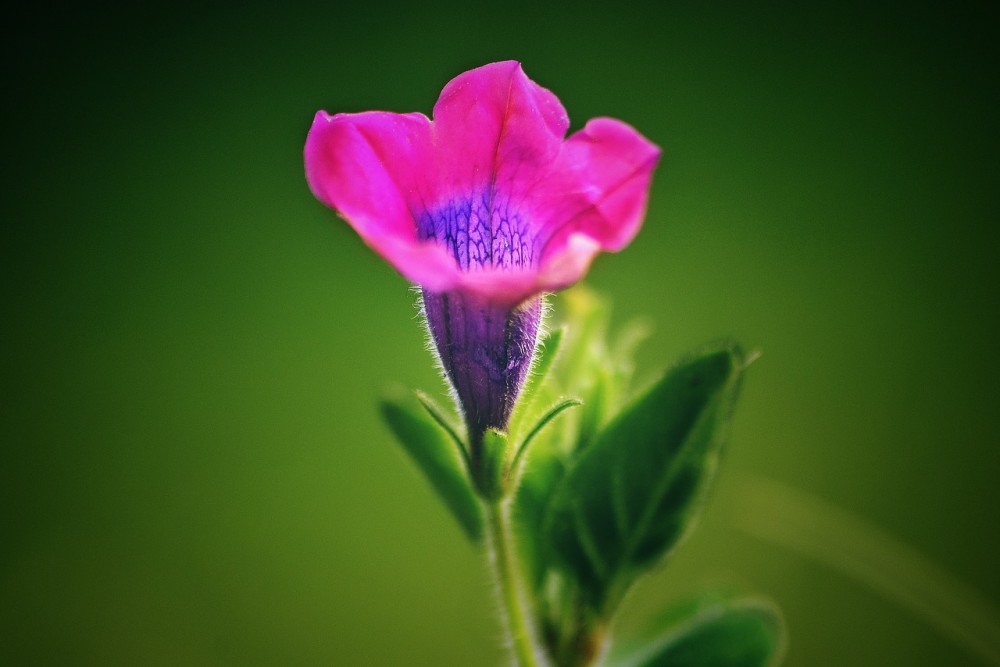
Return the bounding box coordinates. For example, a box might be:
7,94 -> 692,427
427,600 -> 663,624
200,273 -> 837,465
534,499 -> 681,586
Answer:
305,63 -> 782,667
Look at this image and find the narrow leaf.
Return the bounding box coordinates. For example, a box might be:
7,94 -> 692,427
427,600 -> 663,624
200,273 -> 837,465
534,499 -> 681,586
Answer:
543,343 -> 745,612
510,398 -> 582,473
607,597 -> 784,667
414,390 -> 470,471
381,389 -> 483,541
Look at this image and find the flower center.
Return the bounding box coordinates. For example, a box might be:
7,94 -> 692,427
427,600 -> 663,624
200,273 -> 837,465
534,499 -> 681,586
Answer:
417,192 -> 536,271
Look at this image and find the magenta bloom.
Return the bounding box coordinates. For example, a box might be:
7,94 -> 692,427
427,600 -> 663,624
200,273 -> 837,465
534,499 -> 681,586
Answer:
305,61 -> 659,452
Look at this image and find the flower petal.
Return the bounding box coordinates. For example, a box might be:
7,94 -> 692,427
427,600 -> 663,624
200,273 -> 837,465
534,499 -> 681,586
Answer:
536,233 -> 603,291
535,117 -> 661,270
304,109 -> 535,301
305,110 -> 430,236
305,110 -> 467,289
431,61 -> 569,201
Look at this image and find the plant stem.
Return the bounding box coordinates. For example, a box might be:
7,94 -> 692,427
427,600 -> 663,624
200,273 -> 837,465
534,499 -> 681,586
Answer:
489,500 -> 542,667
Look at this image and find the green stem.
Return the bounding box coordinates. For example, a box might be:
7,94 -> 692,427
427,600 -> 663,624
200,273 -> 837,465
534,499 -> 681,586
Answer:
489,500 -> 542,667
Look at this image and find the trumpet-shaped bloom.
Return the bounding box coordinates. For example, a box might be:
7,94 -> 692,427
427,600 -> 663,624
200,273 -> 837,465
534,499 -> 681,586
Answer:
305,61 -> 659,445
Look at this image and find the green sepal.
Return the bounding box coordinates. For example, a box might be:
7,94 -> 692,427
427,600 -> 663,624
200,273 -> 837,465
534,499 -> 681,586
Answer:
606,596 -> 785,667
510,398 -> 582,477
380,388 -> 483,541
543,343 -> 745,613
414,390 -> 470,470
476,428 -> 512,501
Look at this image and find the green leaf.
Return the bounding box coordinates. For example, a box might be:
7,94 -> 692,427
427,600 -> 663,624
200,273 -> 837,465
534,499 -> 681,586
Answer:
606,597 -> 784,667
510,398 -> 582,473
414,390 -> 470,470
380,389 -> 483,541
543,343 -> 745,612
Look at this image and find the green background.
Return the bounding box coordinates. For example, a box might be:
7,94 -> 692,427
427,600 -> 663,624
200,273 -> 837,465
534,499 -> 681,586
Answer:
4,2 -> 998,665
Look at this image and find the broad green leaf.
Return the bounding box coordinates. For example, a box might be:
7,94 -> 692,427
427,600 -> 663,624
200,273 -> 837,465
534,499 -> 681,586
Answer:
606,597 -> 784,667
381,389 -> 483,541
543,344 -> 745,612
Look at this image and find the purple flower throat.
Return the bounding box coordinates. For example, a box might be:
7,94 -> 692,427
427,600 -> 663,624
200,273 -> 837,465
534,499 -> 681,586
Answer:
420,193 -> 542,455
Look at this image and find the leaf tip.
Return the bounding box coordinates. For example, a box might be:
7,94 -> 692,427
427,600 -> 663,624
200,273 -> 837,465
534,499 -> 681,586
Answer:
743,347 -> 763,370
378,384 -> 410,419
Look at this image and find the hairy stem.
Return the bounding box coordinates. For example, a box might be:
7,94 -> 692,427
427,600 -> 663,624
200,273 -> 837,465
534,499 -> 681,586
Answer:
489,501 -> 542,667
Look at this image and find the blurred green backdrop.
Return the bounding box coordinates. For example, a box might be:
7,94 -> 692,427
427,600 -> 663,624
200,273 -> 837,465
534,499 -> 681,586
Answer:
3,1 -> 998,665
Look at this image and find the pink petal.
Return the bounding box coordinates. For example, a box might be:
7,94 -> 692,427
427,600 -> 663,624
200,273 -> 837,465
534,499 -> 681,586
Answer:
305,110 -> 430,236
430,61 -> 569,201
305,110 -> 462,287
536,233 -> 603,291
304,110 -> 537,302
534,117 -> 661,273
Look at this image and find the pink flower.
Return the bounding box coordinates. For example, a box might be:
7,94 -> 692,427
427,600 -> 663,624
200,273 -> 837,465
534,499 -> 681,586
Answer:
304,60 -> 660,308
304,61 -> 659,455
